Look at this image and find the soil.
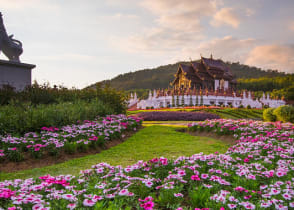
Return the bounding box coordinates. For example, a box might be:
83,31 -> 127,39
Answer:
0,127 -> 141,173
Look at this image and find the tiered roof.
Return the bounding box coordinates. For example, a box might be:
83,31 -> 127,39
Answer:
172,56 -> 234,86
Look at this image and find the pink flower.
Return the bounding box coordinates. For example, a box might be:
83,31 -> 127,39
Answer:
174,193 -> 183,197
228,204 -> 237,209
201,174 -> 209,179
83,199 -> 96,207
243,158 -> 250,163
282,193 -> 291,200
32,204 -> 44,210
118,189 -> 129,196
67,203 -> 76,209
143,201 -> 154,210
92,195 -> 103,201
0,188 -> 15,199
244,195 -> 252,199
191,175 -> 200,181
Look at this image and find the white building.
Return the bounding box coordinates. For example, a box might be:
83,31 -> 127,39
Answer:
128,90 -> 285,109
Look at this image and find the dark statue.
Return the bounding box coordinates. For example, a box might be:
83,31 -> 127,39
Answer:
0,12 -> 23,62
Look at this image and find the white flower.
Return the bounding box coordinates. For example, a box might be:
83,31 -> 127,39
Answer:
227,204 -> 237,209
118,189 -> 129,196
174,193 -> 183,197
83,199 -> 96,207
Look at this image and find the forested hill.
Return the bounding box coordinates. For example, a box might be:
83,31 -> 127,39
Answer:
92,60 -> 289,91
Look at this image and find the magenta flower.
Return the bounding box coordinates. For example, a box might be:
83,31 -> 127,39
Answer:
143,201 -> 154,210
191,175 -> 200,181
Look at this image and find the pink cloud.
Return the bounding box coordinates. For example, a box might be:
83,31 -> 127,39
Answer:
211,8 -> 240,28
289,21 -> 294,32
245,44 -> 294,73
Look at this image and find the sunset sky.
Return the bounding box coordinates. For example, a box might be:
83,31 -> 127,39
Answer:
1,0 -> 294,88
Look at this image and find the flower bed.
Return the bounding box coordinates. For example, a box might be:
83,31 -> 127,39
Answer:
0,119 -> 294,209
135,111 -> 220,121
0,114 -> 142,163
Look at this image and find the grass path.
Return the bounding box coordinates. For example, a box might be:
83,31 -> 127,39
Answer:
0,125 -> 229,181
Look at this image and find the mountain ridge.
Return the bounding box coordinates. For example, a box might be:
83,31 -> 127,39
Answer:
90,60 -> 290,91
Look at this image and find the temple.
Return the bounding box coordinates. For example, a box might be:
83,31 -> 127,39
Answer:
172,55 -> 236,91
128,55 -> 286,109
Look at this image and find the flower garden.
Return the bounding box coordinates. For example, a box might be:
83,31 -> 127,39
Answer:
0,115 -> 141,163
135,111 -> 220,121
1,118 -> 294,209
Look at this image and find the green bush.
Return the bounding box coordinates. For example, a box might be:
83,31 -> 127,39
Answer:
6,149 -> 24,162
0,100 -> 114,135
0,82 -> 128,114
64,142 -> 77,154
263,108 -> 276,122
273,105 -> 294,123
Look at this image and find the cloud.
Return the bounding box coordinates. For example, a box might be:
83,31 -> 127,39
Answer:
172,36 -> 257,62
211,7 -> 240,28
245,44 -> 294,73
141,0 -> 217,16
116,0 -> 243,54
0,0 -> 59,11
33,53 -> 97,62
289,21 -> 294,32
111,13 -> 138,20
245,8 -> 255,17
117,0 -> 222,53
113,27 -> 204,54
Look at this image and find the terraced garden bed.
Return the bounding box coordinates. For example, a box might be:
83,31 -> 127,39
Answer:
0,115 -> 142,168
1,119 -> 293,209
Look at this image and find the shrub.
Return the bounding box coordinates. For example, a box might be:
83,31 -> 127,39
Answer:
263,104 -> 269,109
64,142 -> 77,154
273,105 -> 294,123
77,141 -> 89,153
47,145 -> 60,157
30,148 -> 43,159
0,100 -> 114,135
263,108 -> 276,122
6,149 -> 24,162
246,105 -> 251,109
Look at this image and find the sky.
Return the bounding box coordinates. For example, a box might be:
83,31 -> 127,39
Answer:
1,0 -> 294,88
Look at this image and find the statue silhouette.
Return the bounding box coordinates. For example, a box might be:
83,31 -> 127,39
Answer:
0,12 -> 23,62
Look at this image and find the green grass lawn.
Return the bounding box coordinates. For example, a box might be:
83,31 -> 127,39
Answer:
0,125 -> 229,181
